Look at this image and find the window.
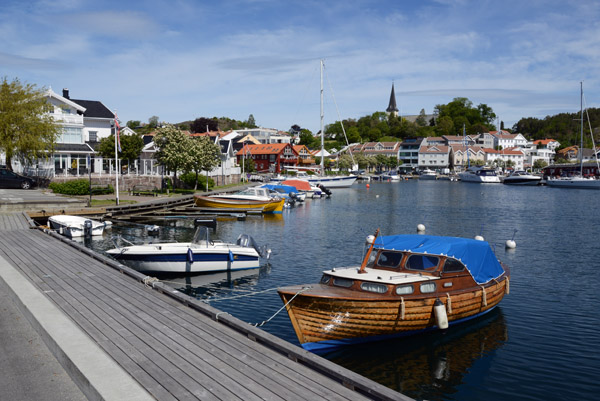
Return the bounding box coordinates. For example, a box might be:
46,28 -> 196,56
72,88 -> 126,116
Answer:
396,284 -> 414,295
377,251 -> 403,268
88,131 -> 97,142
59,126 -> 83,143
443,258 -> 465,273
320,275 -> 331,285
360,282 -> 388,294
420,282 -> 436,293
406,254 -> 439,271
333,277 -> 353,288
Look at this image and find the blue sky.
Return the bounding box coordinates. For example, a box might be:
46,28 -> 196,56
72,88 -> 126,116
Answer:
2,0 -> 599,134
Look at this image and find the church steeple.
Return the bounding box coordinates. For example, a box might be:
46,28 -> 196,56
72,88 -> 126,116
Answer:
386,82 -> 398,117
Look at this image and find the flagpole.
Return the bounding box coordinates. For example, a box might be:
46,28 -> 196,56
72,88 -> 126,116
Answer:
114,114 -> 120,206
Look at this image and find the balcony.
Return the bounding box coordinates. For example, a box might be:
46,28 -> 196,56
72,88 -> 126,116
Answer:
49,112 -> 84,125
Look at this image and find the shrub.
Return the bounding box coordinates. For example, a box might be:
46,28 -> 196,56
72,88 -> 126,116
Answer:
49,179 -> 95,195
179,172 -> 215,191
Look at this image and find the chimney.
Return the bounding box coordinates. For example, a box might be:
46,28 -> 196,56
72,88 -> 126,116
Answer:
62,88 -> 70,99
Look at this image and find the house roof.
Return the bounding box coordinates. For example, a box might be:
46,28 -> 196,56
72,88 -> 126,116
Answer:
420,145 -> 450,154
53,143 -> 95,153
484,148 -> 524,155
533,139 -> 558,145
241,143 -> 292,155
70,99 -> 114,119
490,130 -> 518,139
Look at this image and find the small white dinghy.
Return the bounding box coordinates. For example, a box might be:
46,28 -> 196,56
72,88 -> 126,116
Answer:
48,215 -> 108,239
106,227 -> 271,274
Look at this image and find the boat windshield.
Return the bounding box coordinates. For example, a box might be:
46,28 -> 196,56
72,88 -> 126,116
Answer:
190,226 -> 210,247
405,254 -> 439,271
376,251 -> 404,269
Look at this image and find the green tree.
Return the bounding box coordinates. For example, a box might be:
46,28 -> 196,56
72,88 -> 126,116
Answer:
126,120 -> 141,129
246,114 -> 257,128
97,132 -> 144,165
337,154 -> 354,171
299,129 -> 320,148
533,159 -> 548,170
148,116 -> 159,128
154,125 -> 191,184
436,116 -> 454,136
415,109 -> 428,127
186,136 -> 221,190
0,77 -> 59,170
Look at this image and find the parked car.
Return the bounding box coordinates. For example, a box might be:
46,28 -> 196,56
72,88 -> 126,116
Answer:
0,167 -> 36,189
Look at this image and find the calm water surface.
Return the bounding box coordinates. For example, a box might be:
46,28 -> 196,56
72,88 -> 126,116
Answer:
88,181 -> 600,401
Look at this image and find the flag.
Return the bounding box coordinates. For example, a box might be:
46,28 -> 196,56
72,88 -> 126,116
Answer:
115,114 -> 122,152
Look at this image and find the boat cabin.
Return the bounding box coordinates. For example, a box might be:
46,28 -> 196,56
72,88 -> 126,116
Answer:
318,234 -> 505,299
320,250 -> 475,298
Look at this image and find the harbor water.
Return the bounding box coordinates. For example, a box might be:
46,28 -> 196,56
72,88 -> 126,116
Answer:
88,180 -> 600,401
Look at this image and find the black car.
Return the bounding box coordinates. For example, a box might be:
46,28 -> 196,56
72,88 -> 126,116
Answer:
0,168 -> 36,189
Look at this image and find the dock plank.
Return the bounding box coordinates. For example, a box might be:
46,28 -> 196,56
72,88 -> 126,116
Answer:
0,221 -> 408,401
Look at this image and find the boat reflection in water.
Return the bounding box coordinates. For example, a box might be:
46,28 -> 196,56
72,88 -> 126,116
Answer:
164,266 -> 268,299
323,308 -> 508,400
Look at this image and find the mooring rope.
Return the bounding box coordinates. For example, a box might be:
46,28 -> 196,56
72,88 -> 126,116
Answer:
203,287 -> 281,302
252,286 -> 311,327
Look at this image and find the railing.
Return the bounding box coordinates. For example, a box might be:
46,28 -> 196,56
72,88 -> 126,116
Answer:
49,113 -> 84,125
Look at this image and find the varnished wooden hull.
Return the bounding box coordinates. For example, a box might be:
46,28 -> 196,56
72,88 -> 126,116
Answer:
278,275 -> 509,351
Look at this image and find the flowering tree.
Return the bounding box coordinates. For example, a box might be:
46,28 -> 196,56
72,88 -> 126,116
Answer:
154,124 -> 192,184
187,136 -> 221,190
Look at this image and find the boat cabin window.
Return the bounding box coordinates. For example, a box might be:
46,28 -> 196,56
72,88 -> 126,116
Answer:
333,277 -> 354,288
320,275 -> 331,285
376,251 -> 404,268
360,282 -> 388,294
443,257 -> 466,273
395,284 -> 414,295
405,254 -> 439,271
420,282 -> 436,293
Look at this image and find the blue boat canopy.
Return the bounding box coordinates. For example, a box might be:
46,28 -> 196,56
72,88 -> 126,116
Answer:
374,234 -> 505,285
260,184 -> 298,194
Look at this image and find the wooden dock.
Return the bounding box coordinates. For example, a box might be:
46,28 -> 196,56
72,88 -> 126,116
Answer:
0,213 -> 410,401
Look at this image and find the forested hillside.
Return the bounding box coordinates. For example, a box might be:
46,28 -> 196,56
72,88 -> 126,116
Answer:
513,108 -> 600,148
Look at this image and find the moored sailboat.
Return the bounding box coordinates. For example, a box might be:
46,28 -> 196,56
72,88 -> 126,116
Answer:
547,82 -> 600,189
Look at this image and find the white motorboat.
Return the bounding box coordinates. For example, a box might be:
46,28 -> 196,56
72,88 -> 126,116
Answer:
503,171 -> 542,186
48,215 -> 109,238
458,167 -> 501,183
106,227 -> 271,274
295,171 -> 357,188
419,169 -> 438,180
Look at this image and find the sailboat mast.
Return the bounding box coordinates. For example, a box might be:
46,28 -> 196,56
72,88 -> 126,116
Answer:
320,59 -> 325,175
580,81 -> 584,176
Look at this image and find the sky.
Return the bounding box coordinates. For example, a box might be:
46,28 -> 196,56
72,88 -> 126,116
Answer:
2,0 -> 600,134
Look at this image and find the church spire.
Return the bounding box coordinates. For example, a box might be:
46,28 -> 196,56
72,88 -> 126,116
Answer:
386,82 -> 398,117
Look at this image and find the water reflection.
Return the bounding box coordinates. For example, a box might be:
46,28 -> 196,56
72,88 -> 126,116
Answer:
163,265 -> 271,299
323,309 -> 507,400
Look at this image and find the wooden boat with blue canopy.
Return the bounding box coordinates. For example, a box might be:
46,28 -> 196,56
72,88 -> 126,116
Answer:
278,230 -> 510,352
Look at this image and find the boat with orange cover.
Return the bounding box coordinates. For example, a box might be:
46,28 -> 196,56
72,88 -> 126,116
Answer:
278,230 -> 510,352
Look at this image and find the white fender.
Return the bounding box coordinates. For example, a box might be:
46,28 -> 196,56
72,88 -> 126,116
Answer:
434,298 -> 449,329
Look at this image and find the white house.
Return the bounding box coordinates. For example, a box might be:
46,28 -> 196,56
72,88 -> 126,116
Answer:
232,128 -> 291,144
484,148 -> 525,170
450,145 -> 486,168
490,131 -> 528,149
42,88 -> 116,176
418,145 -> 451,169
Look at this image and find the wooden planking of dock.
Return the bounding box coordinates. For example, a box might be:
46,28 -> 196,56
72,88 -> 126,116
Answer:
0,213 -> 410,401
